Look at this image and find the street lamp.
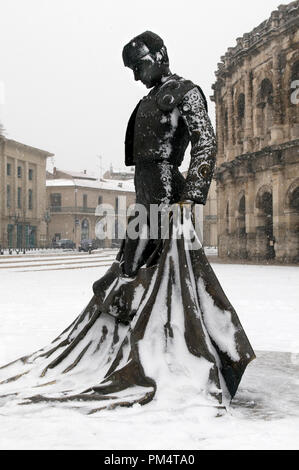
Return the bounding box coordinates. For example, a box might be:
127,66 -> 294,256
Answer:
74,187 -> 78,247
44,210 -> 51,247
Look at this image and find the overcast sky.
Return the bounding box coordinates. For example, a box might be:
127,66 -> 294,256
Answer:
0,0 -> 289,176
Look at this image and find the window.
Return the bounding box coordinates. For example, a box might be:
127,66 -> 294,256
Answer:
81,219 -> 89,240
7,224 -> 13,248
7,163 -> 11,176
7,185 -> 11,208
17,166 -> 22,178
98,195 -> 103,206
28,169 -> 33,180
83,194 -> 88,208
239,195 -> 245,214
115,196 -> 119,213
260,78 -> 273,106
50,193 -> 61,211
28,189 -> 33,210
17,187 -> 22,209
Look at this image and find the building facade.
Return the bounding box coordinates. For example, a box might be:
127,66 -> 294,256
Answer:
0,137 -> 53,248
46,168 -> 136,248
212,1 -> 299,262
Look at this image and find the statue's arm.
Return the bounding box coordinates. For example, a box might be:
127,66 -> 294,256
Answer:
177,87 -> 217,205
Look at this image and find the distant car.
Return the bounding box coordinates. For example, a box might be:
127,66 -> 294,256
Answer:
55,239 -> 76,249
78,239 -> 99,252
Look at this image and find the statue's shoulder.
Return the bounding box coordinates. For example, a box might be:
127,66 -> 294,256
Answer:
156,74 -> 208,112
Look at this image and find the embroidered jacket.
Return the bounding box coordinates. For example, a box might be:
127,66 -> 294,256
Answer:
124,74 -> 217,204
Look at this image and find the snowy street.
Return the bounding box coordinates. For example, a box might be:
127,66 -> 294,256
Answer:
0,251 -> 299,449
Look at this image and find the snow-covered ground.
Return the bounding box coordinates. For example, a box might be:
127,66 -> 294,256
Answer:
0,252 -> 298,450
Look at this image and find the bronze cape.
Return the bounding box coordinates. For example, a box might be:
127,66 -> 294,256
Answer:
0,75 -> 255,412
0,208 -> 255,412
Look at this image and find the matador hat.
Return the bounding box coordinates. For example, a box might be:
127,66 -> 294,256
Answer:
122,31 -> 165,68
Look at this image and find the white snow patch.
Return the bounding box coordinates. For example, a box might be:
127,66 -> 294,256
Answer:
0,258 -> 299,449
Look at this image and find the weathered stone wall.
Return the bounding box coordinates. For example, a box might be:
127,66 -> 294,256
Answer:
212,1 -> 299,262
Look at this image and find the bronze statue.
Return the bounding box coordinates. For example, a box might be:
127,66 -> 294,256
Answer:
0,32 -> 255,413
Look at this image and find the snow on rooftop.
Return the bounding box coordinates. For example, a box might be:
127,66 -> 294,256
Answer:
57,169 -> 97,179
46,177 -> 135,192
46,179 -> 74,187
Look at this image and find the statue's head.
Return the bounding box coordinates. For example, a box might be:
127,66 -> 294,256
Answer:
122,31 -> 169,88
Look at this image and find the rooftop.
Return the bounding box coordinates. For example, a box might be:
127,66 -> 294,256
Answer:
46,177 -> 135,192
1,136 -> 54,157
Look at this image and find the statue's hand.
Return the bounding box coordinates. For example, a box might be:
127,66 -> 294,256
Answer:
178,200 -> 195,207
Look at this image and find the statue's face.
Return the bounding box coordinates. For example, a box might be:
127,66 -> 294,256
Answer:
131,55 -> 164,88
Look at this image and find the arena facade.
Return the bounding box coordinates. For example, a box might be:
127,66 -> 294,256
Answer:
212,1 -> 299,262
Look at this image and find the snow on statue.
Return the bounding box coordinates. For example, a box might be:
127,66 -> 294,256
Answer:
0,31 -> 255,414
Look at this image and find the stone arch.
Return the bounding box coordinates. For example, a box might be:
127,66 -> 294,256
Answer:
256,184 -> 272,210
284,179 -> 299,262
236,191 -> 247,258
237,193 -> 246,233
260,78 -> 274,105
290,187 -> 299,211
237,93 -> 245,120
235,92 -> 245,145
223,107 -> 228,145
284,178 -> 299,211
256,78 -> 274,140
290,60 -> 299,85
290,60 -> 299,126
256,185 -> 275,259
281,50 -> 299,130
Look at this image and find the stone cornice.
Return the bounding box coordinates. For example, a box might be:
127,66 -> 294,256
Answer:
212,1 -> 299,91
215,139 -> 299,182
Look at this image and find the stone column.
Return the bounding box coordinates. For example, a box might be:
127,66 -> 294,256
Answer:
272,166 -> 286,260
271,48 -> 284,144
216,179 -> 225,257
226,80 -> 234,160
245,175 -> 256,259
216,90 -> 224,160
252,76 -> 258,140
244,58 -> 253,153
220,174 -> 235,258
283,62 -> 293,141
